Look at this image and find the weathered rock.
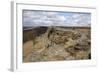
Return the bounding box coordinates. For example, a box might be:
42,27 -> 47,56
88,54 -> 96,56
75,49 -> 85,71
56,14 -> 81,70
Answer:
23,27 -> 91,62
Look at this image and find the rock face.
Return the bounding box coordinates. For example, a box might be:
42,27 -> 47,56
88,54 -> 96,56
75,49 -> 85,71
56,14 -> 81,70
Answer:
23,27 -> 91,62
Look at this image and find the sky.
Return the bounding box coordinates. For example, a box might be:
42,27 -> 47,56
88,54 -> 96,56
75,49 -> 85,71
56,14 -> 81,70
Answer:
23,10 -> 91,27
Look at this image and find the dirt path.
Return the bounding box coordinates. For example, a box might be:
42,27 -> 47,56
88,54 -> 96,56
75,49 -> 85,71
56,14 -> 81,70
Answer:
23,40 -> 33,60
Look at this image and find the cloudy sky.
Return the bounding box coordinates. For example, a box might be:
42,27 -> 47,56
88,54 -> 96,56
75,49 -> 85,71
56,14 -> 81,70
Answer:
23,10 -> 91,27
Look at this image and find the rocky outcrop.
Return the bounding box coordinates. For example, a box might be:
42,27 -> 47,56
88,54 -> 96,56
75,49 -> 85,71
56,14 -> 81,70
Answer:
23,27 -> 91,62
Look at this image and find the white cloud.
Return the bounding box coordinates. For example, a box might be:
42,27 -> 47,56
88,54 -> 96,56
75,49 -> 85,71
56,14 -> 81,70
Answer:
23,10 -> 91,27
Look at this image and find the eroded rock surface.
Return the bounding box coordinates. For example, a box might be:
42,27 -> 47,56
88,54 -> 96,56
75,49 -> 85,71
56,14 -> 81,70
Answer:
23,27 -> 91,62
